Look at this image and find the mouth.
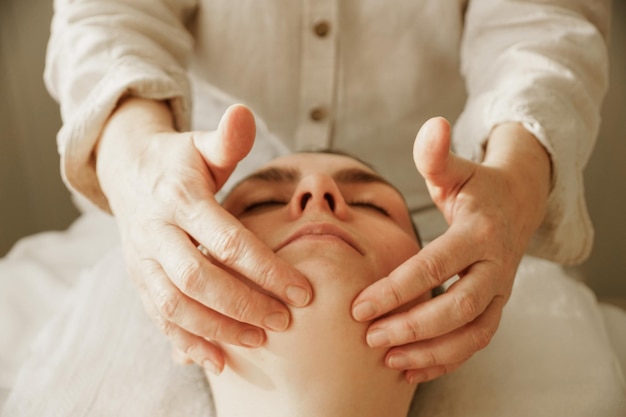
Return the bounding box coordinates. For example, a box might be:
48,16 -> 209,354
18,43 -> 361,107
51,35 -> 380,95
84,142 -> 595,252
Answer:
274,222 -> 364,255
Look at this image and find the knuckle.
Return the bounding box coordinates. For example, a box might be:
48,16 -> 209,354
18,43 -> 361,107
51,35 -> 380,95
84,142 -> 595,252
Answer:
153,176 -> 194,208
153,313 -> 176,336
403,315 -> 424,341
154,290 -> 183,321
205,320 -> 226,342
173,258 -> 204,294
248,261 -> 275,290
471,325 -> 495,352
475,216 -> 498,242
211,226 -> 248,266
222,290 -> 255,322
383,280 -> 406,307
422,348 -> 439,368
233,293 -> 255,321
453,292 -> 481,323
420,256 -> 447,288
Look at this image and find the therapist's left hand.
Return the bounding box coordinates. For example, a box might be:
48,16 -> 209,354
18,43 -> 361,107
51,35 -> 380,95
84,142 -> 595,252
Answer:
351,117 -> 551,384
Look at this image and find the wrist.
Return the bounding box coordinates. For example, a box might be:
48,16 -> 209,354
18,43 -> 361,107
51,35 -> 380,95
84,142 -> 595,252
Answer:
95,96 -> 175,157
484,123 -> 551,188
95,97 -> 175,205
482,122 -> 552,229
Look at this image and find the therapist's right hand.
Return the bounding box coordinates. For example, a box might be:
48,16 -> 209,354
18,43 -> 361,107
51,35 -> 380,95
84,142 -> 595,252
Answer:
95,98 -> 313,375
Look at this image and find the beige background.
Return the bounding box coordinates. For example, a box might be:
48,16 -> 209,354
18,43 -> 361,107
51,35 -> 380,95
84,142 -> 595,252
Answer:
1,1 -> 624,301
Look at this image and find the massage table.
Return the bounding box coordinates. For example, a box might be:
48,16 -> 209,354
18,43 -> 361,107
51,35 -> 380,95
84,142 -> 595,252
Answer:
0,210 -> 624,416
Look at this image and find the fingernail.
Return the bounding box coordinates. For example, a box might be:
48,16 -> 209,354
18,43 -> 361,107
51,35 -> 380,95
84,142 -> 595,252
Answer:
239,329 -> 264,347
407,371 -> 426,385
352,301 -> 377,321
286,285 -> 311,307
203,359 -> 222,376
367,328 -> 390,348
264,312 -> 290,331
387,353 -> 411,369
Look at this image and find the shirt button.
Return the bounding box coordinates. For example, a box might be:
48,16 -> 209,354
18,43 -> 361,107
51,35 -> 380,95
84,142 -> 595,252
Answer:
313,20 -> 331,37
309,107 -> 327,122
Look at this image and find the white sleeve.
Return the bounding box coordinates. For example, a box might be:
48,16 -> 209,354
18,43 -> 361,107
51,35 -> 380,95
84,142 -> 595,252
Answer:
453,0 -> 611,265
44,0 -> 198,211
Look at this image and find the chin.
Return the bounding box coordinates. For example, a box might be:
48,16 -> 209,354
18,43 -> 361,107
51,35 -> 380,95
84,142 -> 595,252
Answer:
280,250 -> 378,286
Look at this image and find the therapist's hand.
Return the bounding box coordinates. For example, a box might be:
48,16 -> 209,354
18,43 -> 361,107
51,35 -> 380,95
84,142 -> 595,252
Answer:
96,98 -> 313,375
352,117 -> 551,383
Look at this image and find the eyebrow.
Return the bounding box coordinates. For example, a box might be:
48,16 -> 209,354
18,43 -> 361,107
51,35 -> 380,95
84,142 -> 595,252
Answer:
242,167 -> 299,183
333,168 -> 393,186
239,166 -> 394,188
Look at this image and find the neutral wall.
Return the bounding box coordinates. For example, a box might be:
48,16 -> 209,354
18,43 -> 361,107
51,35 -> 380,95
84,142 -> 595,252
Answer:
577,1 -> 626,302
0,1 -> 624,299
0,0 -> 79,253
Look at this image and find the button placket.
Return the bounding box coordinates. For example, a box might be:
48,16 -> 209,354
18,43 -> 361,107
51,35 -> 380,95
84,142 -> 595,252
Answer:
295,0 -> 338,151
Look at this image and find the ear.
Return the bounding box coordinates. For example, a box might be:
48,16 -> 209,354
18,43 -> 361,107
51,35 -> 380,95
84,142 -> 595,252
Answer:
193,104 -> 256,191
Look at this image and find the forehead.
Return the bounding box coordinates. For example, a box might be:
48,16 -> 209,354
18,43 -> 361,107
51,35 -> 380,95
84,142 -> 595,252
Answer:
262,152 -> 377,176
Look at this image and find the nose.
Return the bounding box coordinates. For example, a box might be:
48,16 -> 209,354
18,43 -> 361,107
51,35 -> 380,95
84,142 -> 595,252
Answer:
290,174 -> 348,218
299,192 -> 335,211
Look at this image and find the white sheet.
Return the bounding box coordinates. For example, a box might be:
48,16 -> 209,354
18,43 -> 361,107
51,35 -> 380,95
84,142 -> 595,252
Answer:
1,214 -> 625,416
601,303 -> 626,376
0,211 -> 119,405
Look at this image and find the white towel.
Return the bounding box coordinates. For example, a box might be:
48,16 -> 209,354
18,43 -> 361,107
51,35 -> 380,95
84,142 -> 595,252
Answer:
2,250 -> 625,416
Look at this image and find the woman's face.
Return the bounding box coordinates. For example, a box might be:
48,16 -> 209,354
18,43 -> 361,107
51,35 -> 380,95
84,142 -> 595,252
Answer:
213,154 -> 424,417
222,152 -> 420,285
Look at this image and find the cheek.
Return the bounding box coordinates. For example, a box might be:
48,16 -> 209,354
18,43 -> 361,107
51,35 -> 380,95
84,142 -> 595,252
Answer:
239,217 -> 280,247
369,232 -> 420,276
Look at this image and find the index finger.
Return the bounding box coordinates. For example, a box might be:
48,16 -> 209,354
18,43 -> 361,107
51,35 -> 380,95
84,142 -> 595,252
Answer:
177,197 -> 314,308
351,225 -> 479,321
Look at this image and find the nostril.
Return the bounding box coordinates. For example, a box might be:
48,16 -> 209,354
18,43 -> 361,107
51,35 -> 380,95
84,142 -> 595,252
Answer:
299,191 -> 336,211
324,193 -> 335,211
300,193 -> 312,210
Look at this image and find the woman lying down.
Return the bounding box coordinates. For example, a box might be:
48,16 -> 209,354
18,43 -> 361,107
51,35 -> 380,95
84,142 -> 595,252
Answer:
4,151 -> 625,416
205,151 -> 430,417
4,150 -> 624,417
3,150 -> 431,417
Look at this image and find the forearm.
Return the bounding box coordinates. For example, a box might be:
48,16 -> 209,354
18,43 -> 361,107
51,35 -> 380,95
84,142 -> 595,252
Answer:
46,0 -> 196,210
46,0 -> 196,118
455,0 -> 610,264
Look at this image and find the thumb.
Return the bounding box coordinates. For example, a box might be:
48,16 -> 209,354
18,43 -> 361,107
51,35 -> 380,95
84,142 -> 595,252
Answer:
193,104 -> 256,191
413,117 -> 475,193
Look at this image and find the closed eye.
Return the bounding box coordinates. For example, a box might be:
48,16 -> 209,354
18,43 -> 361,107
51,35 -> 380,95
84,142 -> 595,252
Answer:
350,201 -> 390,217
242,199 -> 287,214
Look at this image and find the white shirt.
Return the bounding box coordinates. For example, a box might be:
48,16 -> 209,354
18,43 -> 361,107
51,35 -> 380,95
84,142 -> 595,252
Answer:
44,0 -> 611,264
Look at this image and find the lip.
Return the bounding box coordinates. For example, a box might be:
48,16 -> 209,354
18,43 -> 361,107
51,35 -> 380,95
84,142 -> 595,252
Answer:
274,222 -> 364,255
